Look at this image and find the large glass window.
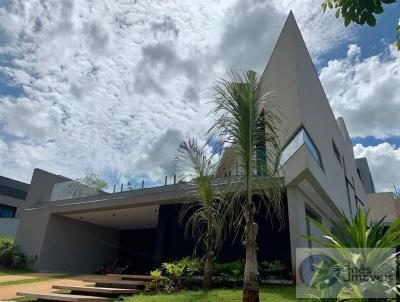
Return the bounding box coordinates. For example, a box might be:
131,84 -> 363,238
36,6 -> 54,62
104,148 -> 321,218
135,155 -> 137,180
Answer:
280,128 -> 323,168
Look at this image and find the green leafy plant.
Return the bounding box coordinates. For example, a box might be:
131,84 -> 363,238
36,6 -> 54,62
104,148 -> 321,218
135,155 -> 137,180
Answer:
145,269 -> 175,294
208,70 -> 284,301
213,260 -> 245,284
177,257 -> 202,286
303,207 -> 400,300
162,261 -> 186,289
0,240 -> 26,269
175,139 -> 228,288
321,0 -> 400,50
259,260 -> 286,280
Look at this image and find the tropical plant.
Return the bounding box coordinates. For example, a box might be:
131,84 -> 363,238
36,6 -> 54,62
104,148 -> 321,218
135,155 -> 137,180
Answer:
0,240 -> 26,269
162,261 -> 186,289
208,70 -> 284,302
77,172 -> 108,191
303,207 -> 400,300
259,260 -> 286,280
177,257 -> 202,286
145,269 -> 175,294
175,139 -> 228,288
214,259 -> 246,284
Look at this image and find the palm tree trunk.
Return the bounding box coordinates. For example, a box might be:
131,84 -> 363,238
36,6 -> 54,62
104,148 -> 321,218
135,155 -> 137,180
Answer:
243,176 -> 260,302
202,215 -> 213,289
202,251 -> 213,288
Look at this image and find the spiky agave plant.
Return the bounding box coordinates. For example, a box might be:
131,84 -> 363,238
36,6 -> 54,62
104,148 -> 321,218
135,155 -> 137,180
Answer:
207,70 -> 284,302
175,138 -> 228,289
304,208 -> 400,300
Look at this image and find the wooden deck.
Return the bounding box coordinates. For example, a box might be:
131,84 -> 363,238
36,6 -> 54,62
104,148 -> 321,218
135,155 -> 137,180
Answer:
106,274 -> 153,281
81,278 -> 145,289
17,274 -> 149,301
52,285 -> 140,294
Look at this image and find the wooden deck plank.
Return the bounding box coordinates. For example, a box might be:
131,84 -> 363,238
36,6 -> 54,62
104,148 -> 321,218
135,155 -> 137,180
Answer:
81,278 -> 145,289
17,292 -> 113,302
106,274 -> 153,281
52,285 -> 139,294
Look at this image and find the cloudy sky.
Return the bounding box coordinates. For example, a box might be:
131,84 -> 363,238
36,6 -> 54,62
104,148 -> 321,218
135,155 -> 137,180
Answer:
0,0 -> 398,192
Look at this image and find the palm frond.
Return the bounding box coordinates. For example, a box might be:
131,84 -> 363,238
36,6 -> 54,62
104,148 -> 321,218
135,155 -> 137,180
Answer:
207,69 -> 285,233
174,138 -> 229,257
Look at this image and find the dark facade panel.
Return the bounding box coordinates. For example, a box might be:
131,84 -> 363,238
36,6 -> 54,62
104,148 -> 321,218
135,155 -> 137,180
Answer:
118,194 -> 291,275
0,185 -> 27,200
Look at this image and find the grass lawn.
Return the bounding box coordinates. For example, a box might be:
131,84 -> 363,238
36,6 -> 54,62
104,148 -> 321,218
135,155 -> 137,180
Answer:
0,267 -> 34,276
123,285 -> 298,302
0,273 -> 74,287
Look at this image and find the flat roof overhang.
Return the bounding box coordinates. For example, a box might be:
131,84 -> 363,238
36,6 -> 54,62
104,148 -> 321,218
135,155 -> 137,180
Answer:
23,177 -> 285,230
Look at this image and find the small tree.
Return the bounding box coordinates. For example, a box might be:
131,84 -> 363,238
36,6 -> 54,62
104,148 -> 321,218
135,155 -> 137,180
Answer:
208,70 -> 284,302
175,139 -> 228,289
78,173 -> 108,192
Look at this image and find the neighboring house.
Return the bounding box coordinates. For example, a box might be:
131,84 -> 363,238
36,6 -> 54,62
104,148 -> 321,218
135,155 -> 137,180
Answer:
13,13 -> 371,274
367,192 -> 400,225
0,176 -> 29,237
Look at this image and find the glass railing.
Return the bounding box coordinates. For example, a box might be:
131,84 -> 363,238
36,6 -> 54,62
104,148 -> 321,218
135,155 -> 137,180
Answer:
279,128 -> 323,168
50,180 -> 107,201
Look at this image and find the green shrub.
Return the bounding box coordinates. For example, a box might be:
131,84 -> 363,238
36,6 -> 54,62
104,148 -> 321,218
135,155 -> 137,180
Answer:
161,257 -> 202,289
145,269 -> 175,294
0,240 -> 26,269
213,259 -> 245,283
259,260 -> 286,280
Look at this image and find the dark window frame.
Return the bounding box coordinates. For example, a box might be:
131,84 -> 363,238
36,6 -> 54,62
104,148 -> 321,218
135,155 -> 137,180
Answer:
0,204 -> 17,218
332,139 -> 342,167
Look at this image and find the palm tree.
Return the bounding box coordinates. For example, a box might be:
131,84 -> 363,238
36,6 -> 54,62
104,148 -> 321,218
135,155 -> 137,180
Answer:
175,139 -> 227,289
208,70 -> 284,302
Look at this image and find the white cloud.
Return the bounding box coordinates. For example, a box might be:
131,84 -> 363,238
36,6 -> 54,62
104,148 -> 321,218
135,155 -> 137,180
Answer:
271,0 -> 357,60
0,97 -> 63,139
0,137 -> 7,153
320,44 -> 400,138
354,143 -> 400,192
0,0 -> 358,186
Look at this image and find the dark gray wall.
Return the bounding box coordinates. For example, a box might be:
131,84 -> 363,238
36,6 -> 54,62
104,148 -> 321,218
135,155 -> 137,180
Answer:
21,169 -> 69,216
37,215 -> 120,273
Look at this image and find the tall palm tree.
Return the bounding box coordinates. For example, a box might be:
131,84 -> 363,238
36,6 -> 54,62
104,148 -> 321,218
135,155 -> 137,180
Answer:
208,70 -> 284,302
175,139 -> 227,289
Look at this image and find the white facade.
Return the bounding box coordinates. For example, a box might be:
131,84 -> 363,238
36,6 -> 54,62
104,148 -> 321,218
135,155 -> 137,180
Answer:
218,13 -> 369,271
264,13 -> 368,271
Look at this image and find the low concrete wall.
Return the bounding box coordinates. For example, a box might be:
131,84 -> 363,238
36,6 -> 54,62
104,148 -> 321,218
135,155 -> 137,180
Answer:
0,218 -> 19,238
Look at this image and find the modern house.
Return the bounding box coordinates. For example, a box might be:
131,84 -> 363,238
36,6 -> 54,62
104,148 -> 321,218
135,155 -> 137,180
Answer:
0,176 -> 29,237
12,13 -> 372,274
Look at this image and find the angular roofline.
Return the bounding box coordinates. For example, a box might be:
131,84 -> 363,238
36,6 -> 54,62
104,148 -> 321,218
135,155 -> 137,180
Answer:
0,175 -> 29,192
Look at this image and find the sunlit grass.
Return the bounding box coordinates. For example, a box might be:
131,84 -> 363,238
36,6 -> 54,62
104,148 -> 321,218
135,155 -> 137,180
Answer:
123,285 -> 297,302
